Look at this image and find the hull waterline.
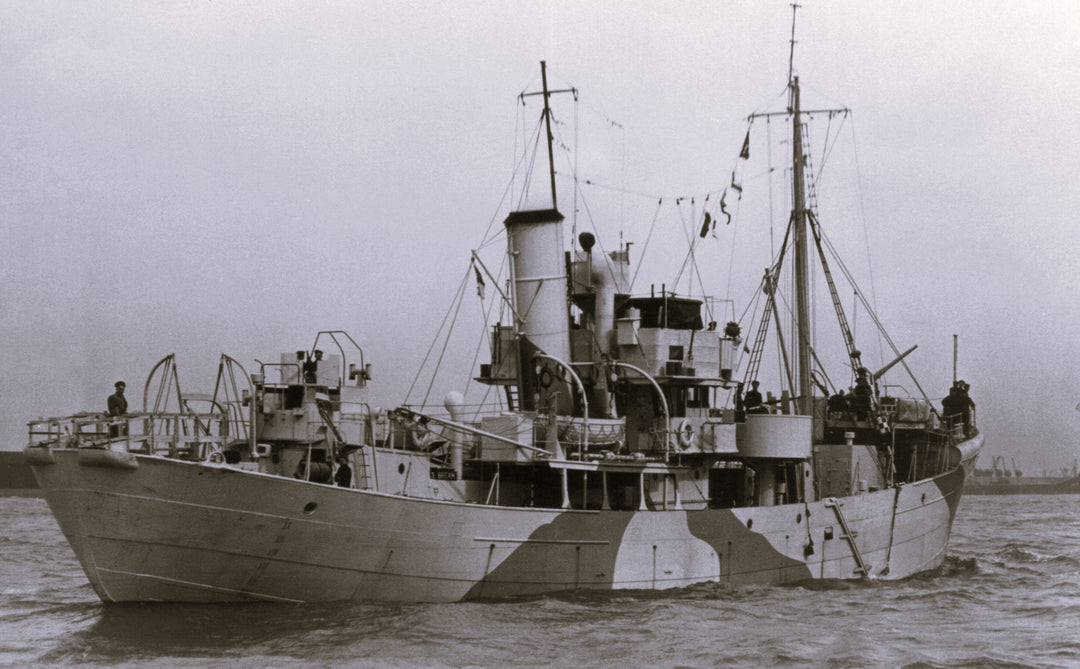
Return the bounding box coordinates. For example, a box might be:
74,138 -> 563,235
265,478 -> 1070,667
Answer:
31,434 -> 981,603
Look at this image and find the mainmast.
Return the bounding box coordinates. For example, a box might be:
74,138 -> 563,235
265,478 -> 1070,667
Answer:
503,63 -> 578,409
788,6 -> 812,415
520,61 -> 577,209
541,60 -> 558,209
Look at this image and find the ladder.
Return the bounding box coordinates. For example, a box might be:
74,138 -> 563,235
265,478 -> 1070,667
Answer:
743,271 -> 778,385
825,497 -> 871,580
808,211 -> 861,370
801,122 -> 820,215
504,385 -> 519,412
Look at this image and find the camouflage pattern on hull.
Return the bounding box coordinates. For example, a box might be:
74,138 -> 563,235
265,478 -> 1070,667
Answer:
29,436 -> 982,603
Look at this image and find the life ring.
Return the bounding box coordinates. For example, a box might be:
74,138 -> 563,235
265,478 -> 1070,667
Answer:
538,367 -> 555,388
677,420 -> 696,450
207,450 -> 225,465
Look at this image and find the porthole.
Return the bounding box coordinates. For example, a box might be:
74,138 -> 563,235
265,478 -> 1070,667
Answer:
921,493 -> 926,504
303,502 -> 318,515
746,518 -> 753,530
398,463 -> 405,474
796,512 -> 802,524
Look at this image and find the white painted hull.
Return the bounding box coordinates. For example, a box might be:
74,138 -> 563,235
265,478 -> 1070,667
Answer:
30,433 -> 983,603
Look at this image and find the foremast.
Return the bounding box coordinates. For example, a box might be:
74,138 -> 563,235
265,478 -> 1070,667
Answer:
789,73 -> 812,416
751,3 -> 860,417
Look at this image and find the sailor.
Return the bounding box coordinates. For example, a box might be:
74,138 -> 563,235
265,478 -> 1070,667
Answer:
107,381 -> 128,437
828,389 -> 847,415
957,380 -> 975,435
941,386 -> 958,430
744,380 -> 765,413
334,454 -> 352,488
853,367 -> 873,421
108,381 -> 128,416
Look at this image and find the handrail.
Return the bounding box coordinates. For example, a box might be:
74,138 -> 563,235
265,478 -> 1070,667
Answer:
28,410 -> 229,461
610,361 -> 672,458
311,330 -> 366,387
392,407 -> 551,457
214,354 -> 256,458
255,360 -> 302,385
485,470 -> 501,505
533,353 -> 589,458
143,353 -> 182,413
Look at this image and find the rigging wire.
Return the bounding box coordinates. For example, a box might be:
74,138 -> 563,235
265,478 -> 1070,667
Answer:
463,256 -> 507,420
479,142 -> 540,249
575,176 -> 665,201
516,120 -> 546,211
569,176 -> 629,299
671,200 -> 695,289
405,262 -> 473,405
628,200 -> 665,291
548,113 -> 627,300
573,89 -> 579,245
513,94 -> 522,215
671,200 -> 715,322
848,114 -> 886,369
420,268 -> 470,411
812,110 -> 850,189
817,226 -> 934,406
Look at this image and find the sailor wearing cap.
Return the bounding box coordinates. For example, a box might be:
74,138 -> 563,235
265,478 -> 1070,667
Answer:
108,381 -> 128,417
107,381 -> 129,438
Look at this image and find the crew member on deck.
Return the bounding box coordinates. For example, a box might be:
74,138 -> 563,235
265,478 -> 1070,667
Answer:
828,389 -> 847,415
744,380 -> 765,413
853,367 -> 873,421
108,381 -> 127,416
107,381 -> 128,437
941,385 -> 959,430
957,380 -> 975,436
334,454 -> 352,488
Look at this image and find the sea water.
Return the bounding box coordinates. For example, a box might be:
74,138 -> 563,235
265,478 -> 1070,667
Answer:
1,494 -> 1078,668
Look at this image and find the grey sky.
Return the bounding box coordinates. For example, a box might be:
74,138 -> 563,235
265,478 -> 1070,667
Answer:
2,1 -> 1078,473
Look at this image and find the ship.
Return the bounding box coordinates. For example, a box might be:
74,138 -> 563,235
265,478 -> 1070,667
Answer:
25,29 -> 982,604
966,456 -> 1080,495
0,450 -> 39,495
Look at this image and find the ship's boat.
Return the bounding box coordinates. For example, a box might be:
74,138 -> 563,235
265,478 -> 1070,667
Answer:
26,28 -> 982,603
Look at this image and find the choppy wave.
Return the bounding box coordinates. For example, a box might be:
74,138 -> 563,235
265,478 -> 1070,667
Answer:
3,495 -> 1080,668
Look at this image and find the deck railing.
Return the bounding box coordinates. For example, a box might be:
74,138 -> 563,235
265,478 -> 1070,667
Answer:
28,411 -> 230,461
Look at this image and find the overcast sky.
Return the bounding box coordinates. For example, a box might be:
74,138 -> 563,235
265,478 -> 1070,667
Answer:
3,1 -> 1079,474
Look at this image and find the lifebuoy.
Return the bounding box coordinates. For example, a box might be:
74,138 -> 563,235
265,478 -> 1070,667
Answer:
539,367 -> 555,388
207,450 -> 225,465
677,420 -> 696,449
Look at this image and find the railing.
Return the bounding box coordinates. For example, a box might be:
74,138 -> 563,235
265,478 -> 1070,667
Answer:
28,411 -> 230,461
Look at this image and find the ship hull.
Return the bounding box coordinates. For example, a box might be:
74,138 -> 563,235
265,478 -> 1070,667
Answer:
30,435 -> 982,603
